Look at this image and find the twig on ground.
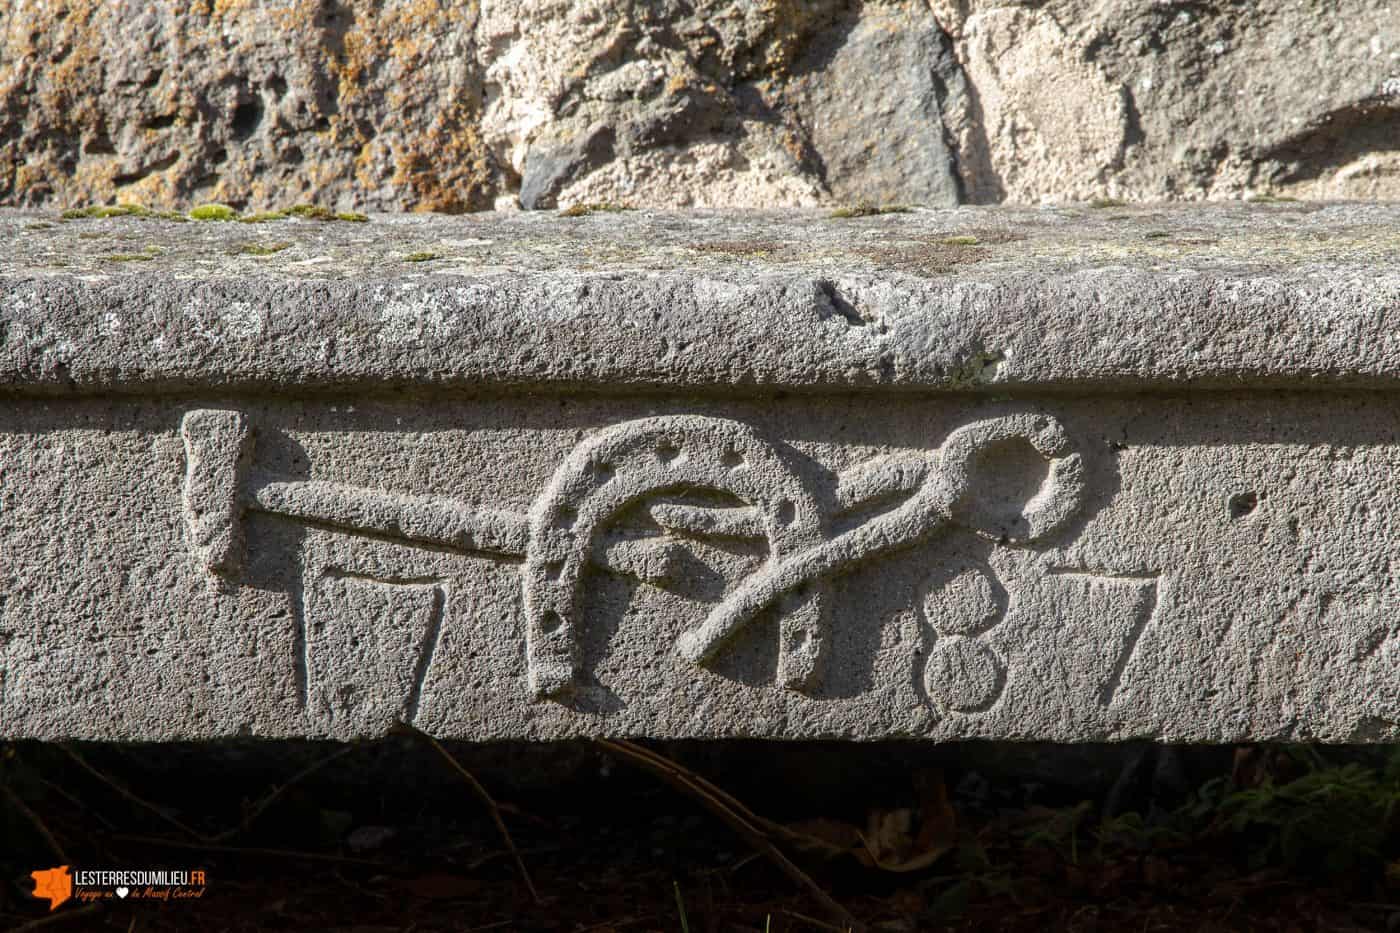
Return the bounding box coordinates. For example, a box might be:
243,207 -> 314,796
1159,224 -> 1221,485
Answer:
674,879 -> 692,933
1,781 -> 70,863
594,739 -> 820,851
58,743 -> 201,839
10,904 -> 102,932
210,744 -> 359,842
393,723 -> 541,903
110,833 -> 387,866
596,739 -> 861,931
716,851 -> 763,874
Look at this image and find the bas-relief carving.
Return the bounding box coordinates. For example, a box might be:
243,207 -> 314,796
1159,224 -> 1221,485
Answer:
306,569 -> 446,733
181,408 -> 1157,727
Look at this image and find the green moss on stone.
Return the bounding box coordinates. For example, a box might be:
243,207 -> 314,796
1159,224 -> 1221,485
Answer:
941,235 -> 980,246
103,253 -> 156,262
279,205 -> 368,222
59,204 -> 187,223
829,205 -> 911,219
239,211 -> 289,223
405,251 -> 441,262
190,204 -> 239,221
1089,198 -> 1127,209
286,204 -> 336,220
559,202 -> 630,217
61,204 -> 150,220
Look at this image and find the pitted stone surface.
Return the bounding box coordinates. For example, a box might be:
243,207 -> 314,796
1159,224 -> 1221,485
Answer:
0,206 -> 1396,743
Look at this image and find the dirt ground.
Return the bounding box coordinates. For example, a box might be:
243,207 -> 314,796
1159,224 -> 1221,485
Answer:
2,738 -> 1397,932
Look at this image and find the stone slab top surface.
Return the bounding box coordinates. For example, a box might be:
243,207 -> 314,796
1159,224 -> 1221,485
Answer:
2,203 -> 1400,394
6,203 -> 1400,280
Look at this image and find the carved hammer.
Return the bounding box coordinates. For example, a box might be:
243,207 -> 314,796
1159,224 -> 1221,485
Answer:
180,409 -> 529,580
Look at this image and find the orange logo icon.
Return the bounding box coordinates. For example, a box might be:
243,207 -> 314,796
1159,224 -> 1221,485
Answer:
30,865 -> 73,911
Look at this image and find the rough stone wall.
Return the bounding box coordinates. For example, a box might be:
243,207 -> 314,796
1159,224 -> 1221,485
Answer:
0,0 -> 498,212
1,0 -> 1396,211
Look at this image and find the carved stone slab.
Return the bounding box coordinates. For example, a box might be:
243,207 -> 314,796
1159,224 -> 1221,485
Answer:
0,206 -> 1397,742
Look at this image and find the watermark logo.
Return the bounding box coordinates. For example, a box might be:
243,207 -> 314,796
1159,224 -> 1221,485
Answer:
29,866 -> 72,911
29,866 -> 207,910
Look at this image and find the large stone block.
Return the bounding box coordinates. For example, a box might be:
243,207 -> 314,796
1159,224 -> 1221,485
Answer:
0,204 -> 1396,742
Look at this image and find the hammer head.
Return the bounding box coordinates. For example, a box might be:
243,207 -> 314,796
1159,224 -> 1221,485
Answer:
181,409 -> 253,578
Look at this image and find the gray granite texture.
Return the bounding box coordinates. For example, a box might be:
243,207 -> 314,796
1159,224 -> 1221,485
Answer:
0,205 -> 1397,742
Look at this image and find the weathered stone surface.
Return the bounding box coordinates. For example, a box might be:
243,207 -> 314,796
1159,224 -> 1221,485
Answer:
0,0 -> 501,213
2,1 -> 1395,210
0,206 -> 1397,743
932,0 -> 1400,202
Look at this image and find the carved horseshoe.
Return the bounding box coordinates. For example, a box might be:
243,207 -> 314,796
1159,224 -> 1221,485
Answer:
523,416 -> 828,699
